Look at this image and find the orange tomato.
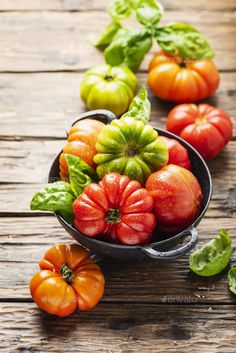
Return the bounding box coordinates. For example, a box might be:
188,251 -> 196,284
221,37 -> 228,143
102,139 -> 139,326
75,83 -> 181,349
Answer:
148,51 -> 220,102
60,119 -> 105,180
30,244 -> 105,317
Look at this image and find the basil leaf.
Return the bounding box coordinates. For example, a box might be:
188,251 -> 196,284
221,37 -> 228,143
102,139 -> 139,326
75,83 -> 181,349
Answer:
30,181 -> 75,216
122,85 -> 150,123
105,28 -> 152,72
90,21 -> 122,48
136,0 -> 163,27
65,154 -> 96,196
228,267 -> 236,295
155,23 -> 215,60
108,0 -> 133,21
189,229 -> 232,277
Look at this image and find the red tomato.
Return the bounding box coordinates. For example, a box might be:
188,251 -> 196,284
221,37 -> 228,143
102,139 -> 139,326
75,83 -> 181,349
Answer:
148,51 -> 220,102
146,165 -> 202,234
159,136 -> 191,170
73,173 -> 156,245
166,104 -> 233,159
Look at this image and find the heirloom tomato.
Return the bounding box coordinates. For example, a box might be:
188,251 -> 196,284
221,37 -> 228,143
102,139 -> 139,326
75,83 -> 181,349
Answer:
30,244 -> 105,317
60,119 -> 104,180
146,165 -> 202,235
166,104 -> 233,159
73,173 -> 156,245
148,51 -> 220,102
94,117 -> 168,185
80,64 -> 137,116
159,136 -> 191,170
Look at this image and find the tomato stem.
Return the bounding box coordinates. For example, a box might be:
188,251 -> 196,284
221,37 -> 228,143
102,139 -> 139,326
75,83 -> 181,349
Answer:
125,145 -> 139,157
196,117 -> 207,124
106,208 -> 120,223
104,75 -> 114,81
60,263 -> 75,283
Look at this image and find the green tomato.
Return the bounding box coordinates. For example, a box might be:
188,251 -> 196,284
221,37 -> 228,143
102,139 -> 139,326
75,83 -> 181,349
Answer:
189,229 -> 232,277
80,64 -> 138,116
94,117 -> 168,185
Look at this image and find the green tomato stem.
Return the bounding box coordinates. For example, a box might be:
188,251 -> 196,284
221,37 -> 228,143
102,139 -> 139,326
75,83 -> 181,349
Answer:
106,208 -> 120,223
60,263 -> 75,284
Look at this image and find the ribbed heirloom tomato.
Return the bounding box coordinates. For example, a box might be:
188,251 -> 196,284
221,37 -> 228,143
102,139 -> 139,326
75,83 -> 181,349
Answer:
94,117 -> 168,185
146,165 -> 202,235
60,119 -> 105,180
73,173 -> 156,245
148,51 -> 220,102
30,244 -> 105,317
80,64 -> 138,116
166,104 -> 233,159
159,136 -> 191,170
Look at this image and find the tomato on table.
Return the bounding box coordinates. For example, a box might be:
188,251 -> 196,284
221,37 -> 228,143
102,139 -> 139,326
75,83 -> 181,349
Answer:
166,103 -> 233,159
148,51 -> 220,102
30,244 -> 105,317
73,173 -> 156,245
80,64 -> 138,116
159,136 -> 191,170
146,165 -> 202,235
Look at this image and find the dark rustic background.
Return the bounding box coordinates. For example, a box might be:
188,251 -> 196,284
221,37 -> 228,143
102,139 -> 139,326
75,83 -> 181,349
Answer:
0,0 -> 236,352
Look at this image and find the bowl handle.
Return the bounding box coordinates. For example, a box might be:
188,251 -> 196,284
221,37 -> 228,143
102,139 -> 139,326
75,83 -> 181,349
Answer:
141,227 -> 198,260
66,109 -> 117,135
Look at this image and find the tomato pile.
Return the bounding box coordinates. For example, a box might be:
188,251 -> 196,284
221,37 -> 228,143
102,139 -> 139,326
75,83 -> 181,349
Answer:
29,0 -> 234,318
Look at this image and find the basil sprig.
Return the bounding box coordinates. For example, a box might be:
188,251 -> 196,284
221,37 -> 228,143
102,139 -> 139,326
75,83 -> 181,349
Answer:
92,0 -> 215,72
122,85 -> 150,124
189,229 -> 232,277
30,155 -> 96,224
91,21 -> 121,47
155,23 -> 215,60
105,28 -> 152,72
136,0 -> 164,28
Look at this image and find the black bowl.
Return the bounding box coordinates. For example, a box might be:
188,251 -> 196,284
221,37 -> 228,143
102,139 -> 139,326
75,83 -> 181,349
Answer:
49,110 -> 212,261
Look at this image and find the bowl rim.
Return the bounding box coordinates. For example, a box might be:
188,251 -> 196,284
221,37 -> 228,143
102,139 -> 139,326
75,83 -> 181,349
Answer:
50,127 -> 212,250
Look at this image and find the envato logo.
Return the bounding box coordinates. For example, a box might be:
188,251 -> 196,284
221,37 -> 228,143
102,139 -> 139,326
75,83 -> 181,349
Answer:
42,52 -> 79,65
161,295 -> 198,304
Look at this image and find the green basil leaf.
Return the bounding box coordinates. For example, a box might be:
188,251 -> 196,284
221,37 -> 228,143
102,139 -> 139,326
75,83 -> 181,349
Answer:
108,0 -> 133,20
105,28 -> 152,72
65,154 -> 96,196
189,229 -> 232,277
124,29 -> 153,72
90,21 -> 122,48
30,181 -> 75,216
104,28 -> 129,66
228,267 -> 236,295
155,23 -> 215,60
122,85 -> 150,123
136,0 -> 163,27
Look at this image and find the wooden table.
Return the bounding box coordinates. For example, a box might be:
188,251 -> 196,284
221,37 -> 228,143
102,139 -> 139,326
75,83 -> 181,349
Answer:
0,1 -> 235,352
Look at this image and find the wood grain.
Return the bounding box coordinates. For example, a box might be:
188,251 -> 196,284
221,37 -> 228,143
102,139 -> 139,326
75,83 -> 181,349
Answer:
0,72 -> 235,138
1,303 -> 236,353
0,11 -> 235,72
0,0 -> 235,11
0,216 -> 235,302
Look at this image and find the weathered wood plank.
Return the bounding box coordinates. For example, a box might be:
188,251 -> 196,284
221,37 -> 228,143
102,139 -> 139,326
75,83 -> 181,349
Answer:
0,183 -> 235,217
0,11 -> 235,72
0,0 -> 235,12
0,216 -> 235,302
0,138 -> 235,184
1,303 -> 236,353
0,72 -> 235,138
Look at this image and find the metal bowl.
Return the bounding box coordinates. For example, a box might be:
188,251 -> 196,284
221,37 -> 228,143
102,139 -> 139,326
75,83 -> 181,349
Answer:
49,110 -> 212,261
